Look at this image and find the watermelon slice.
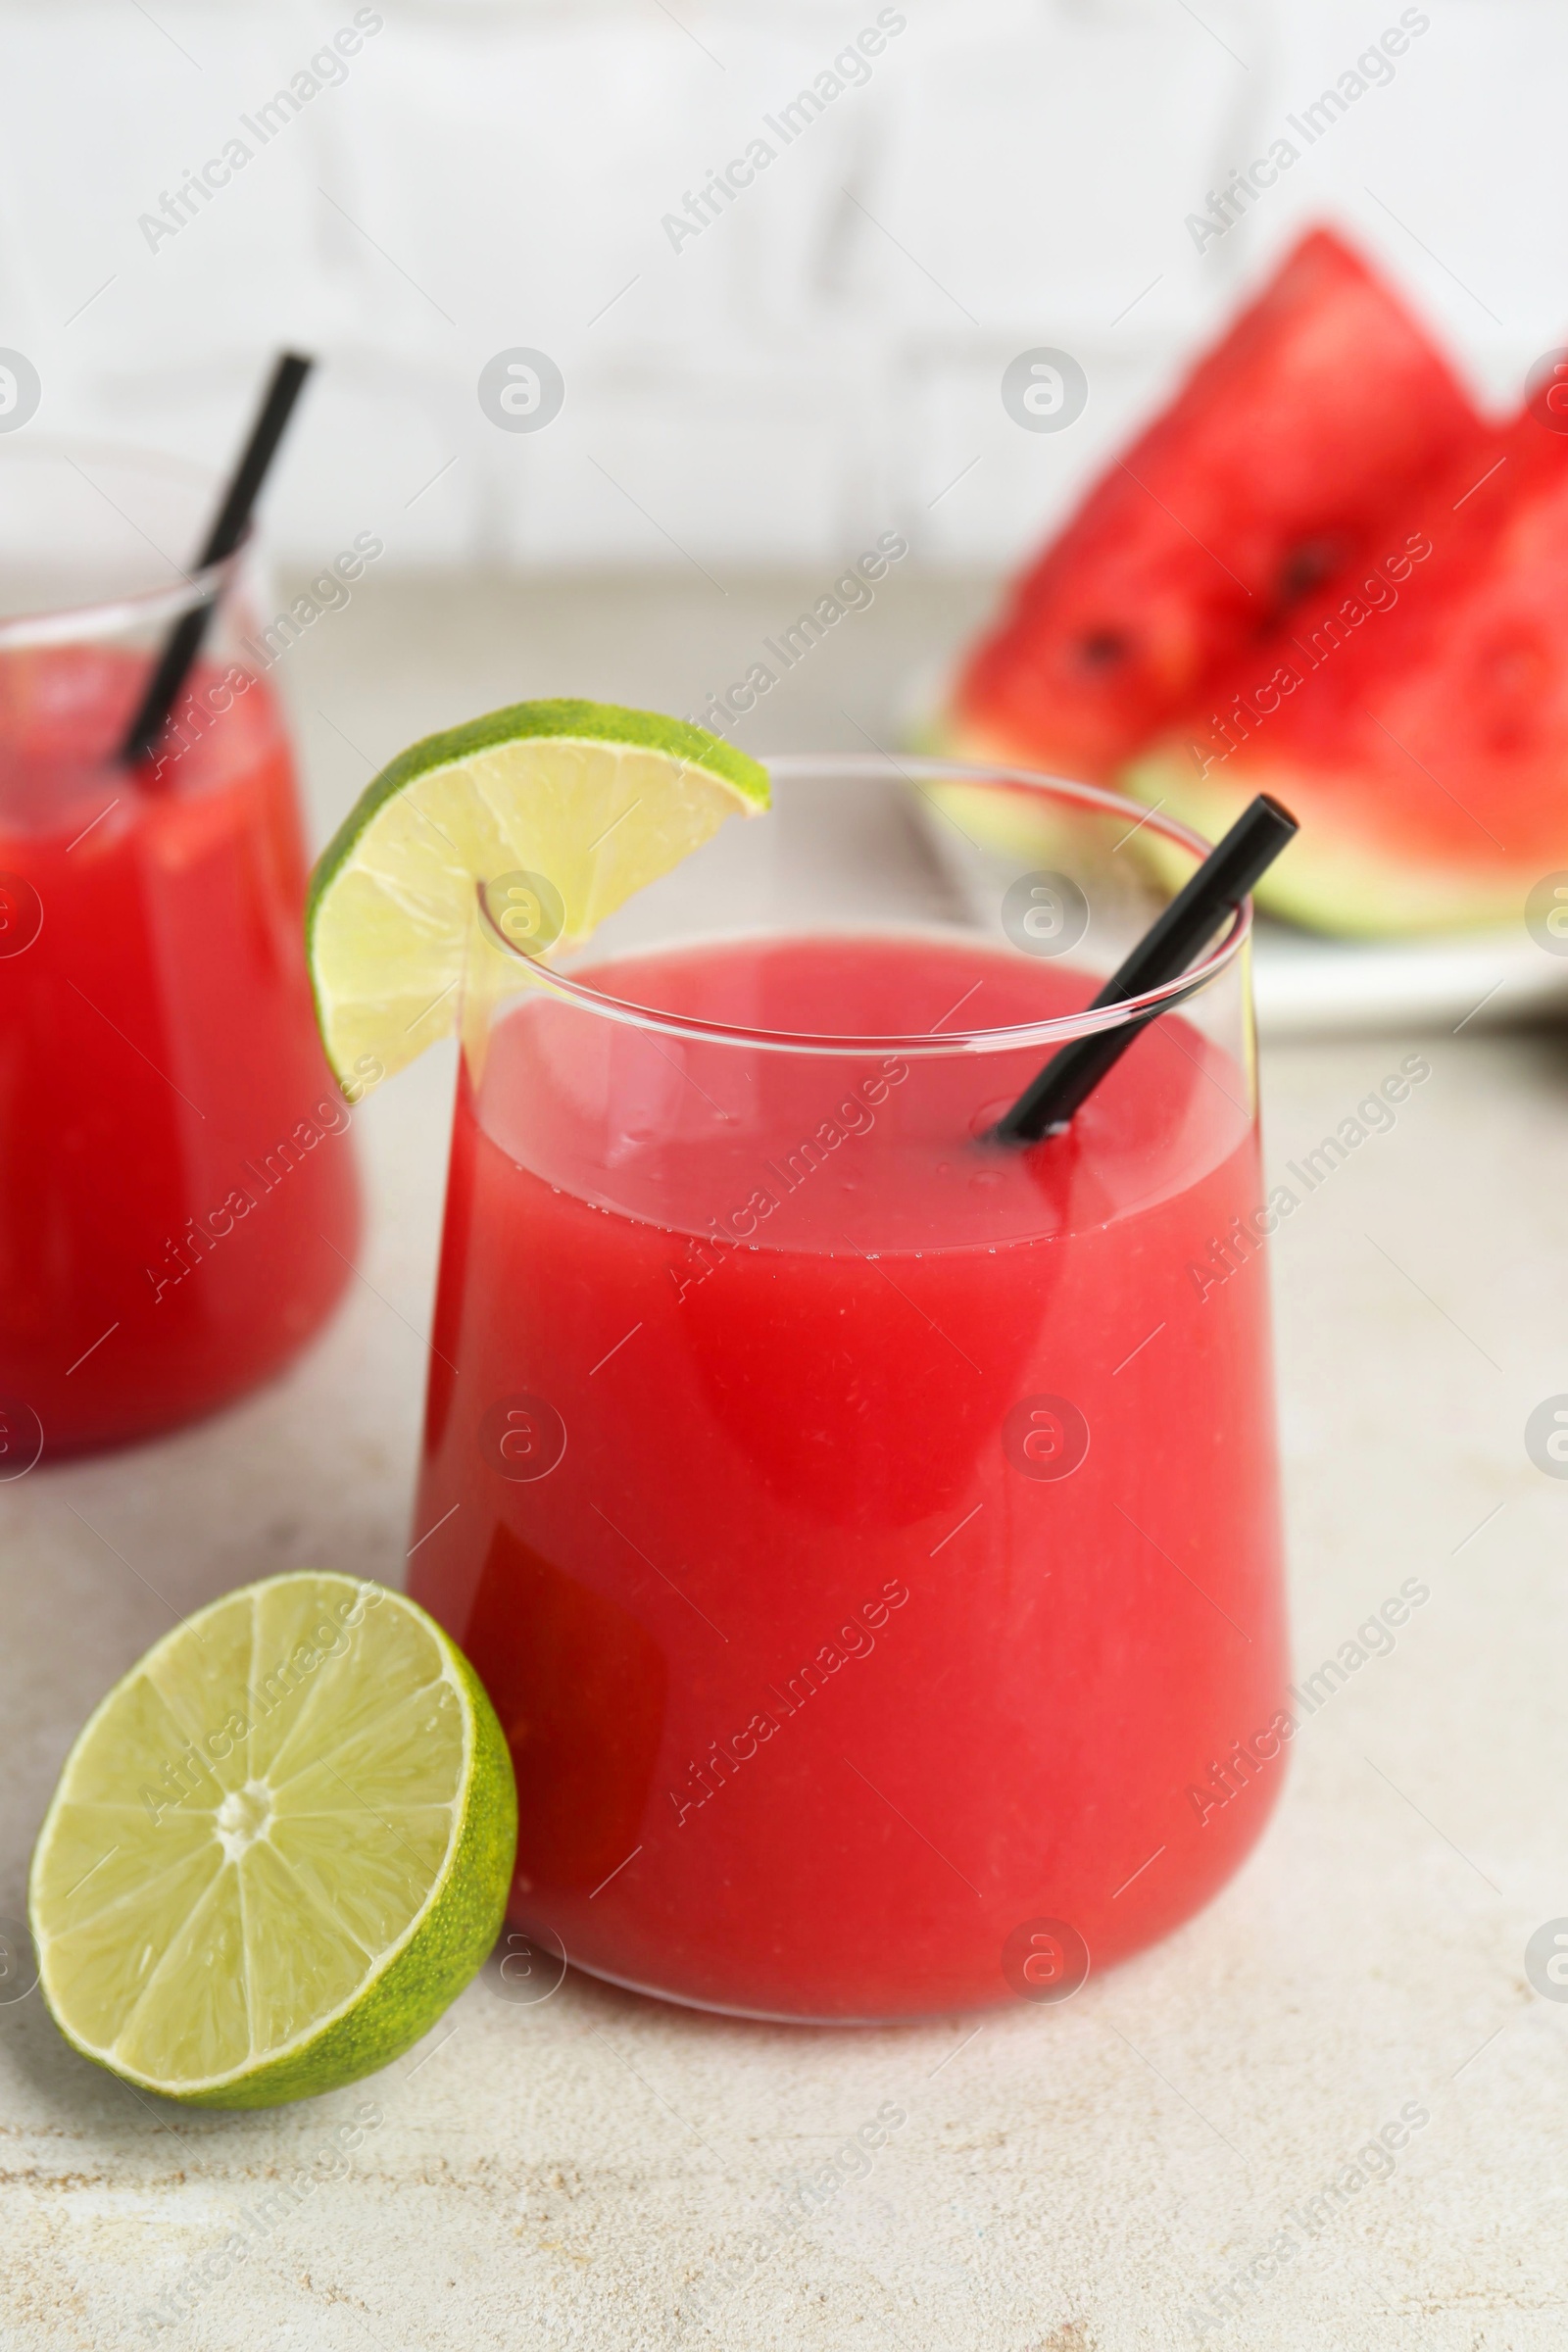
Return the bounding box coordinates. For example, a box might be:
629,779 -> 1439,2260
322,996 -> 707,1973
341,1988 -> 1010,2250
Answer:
949,227 -> 1485,785
1125,416 -> 1568,934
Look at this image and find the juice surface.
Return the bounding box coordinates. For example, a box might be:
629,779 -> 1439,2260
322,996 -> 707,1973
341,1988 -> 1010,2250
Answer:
0,645 -> 360,1455
411,932 -> 1287,2018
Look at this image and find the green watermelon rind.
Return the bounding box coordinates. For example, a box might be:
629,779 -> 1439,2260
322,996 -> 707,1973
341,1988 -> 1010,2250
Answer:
1122,751 -> 1530,937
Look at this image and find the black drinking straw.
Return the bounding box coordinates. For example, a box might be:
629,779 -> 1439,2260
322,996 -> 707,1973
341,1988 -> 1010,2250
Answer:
118,352 -> 315,767
991,794 -> 1298,1145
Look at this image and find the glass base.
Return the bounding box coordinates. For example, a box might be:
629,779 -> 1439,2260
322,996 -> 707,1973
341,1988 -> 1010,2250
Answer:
560,1948 -> 1008,2029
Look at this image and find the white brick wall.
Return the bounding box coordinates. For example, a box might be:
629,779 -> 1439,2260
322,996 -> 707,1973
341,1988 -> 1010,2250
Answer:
0,0 -> 1557,570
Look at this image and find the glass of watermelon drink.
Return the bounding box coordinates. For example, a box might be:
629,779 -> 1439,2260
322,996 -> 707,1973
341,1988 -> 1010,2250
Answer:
408,757 -> 1288,2020
0,444 -> 360,1459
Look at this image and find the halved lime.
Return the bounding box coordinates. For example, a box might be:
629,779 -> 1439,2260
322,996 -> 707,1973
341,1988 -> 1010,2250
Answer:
28,1573 -> 515,2109
306,698 -> 770,1089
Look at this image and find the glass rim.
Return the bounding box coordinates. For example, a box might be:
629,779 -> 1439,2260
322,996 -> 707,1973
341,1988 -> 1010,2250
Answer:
0,436 -> 245,650
478,757 -> 1251,1060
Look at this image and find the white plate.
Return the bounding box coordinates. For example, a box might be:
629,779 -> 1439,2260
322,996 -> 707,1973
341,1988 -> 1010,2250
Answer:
1250,920 -> 1568,1038
902,783 -> 1565,1041
893,661 -> 1568,1040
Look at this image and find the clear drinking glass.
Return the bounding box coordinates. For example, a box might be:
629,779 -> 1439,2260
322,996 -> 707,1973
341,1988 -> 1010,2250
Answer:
407,755 -> 1288,2021
0,442 -> 361,1460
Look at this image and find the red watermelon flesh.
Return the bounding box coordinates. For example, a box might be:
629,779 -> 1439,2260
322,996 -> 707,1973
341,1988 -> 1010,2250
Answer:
1124,416 -> 1568,932
951,227 -> 1486,784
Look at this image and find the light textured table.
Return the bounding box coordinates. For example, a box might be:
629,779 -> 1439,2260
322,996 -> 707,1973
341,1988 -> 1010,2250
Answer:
4,573 -> 1564,2351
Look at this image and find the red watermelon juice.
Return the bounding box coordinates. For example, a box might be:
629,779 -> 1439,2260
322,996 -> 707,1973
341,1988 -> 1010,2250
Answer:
410,927 -> 1287,2020
0,643 -> 361,1456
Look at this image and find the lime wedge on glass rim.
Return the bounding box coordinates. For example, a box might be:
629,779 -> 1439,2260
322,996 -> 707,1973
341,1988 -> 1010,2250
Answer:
305,698 -> 770,1090
28,1573 -> 515,2108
